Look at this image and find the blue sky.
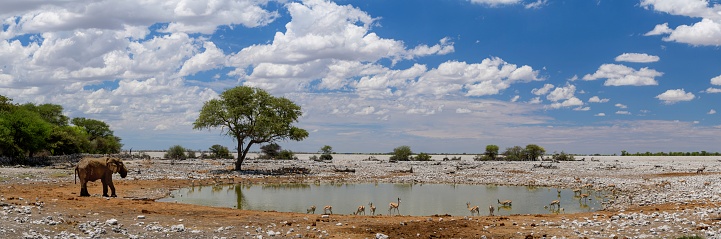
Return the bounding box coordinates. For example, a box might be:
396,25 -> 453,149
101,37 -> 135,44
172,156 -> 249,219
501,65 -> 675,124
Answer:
2,0 -> 721,154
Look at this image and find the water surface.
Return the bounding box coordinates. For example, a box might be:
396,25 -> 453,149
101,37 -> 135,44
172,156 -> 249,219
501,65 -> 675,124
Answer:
158,183 -> 608,216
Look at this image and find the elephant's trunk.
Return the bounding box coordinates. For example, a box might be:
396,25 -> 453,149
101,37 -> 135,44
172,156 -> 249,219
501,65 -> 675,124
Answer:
119,166 -> 128,178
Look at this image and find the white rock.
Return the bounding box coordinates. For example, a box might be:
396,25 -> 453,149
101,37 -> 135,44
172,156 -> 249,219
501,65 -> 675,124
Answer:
105,219 -> 118,225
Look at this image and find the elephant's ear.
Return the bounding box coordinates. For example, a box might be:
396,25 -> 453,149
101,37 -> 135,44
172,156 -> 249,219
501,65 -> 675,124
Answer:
106,158 -> 118,173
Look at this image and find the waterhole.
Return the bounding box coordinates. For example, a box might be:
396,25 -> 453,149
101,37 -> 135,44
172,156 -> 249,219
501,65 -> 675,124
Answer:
158,183 -> 609,216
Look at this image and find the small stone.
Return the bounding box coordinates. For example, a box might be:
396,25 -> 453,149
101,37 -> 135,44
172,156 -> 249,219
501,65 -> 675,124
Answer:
137,215 -> 146,219
106,218 -> 118,225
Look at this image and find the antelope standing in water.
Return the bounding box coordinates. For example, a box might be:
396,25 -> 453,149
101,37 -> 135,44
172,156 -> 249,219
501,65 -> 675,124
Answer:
497,199 -> 512,207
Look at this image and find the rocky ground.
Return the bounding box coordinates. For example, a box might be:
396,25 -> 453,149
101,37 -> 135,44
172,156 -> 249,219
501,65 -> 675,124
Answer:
1,154 -> 721,238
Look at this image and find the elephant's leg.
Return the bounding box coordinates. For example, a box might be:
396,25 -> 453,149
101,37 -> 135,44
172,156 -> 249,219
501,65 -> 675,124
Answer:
108,180 -> 117,197
80,181 -> 90,197
101,179 -> 109,197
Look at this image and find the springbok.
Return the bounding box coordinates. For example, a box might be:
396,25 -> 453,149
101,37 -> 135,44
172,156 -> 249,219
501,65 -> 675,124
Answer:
368,202 -> 376,215
466,202 -> 480,216
497,199 -> 512,207
549,200 -> 560,209
389,198 -> 401,215
354,205 -> 365,215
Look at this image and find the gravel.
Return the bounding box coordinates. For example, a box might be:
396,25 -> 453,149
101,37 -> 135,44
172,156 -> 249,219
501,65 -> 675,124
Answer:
2,154 -> 721,238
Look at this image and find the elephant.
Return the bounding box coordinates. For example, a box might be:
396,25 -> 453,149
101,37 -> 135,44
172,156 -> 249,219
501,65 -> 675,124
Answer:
75,157 -> 128,197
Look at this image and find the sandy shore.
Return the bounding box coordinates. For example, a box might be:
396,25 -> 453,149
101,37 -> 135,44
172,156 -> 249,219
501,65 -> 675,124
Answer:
1,155 -> 721,238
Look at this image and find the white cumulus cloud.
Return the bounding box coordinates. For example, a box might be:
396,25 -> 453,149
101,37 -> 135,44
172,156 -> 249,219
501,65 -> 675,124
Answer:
531,84 -> 554,95
707,88 -> 721,93
583,64 -> 662,86
545,84 -> 583,109
228,0 -> 456,93
588,96 -> 609,103
641,0 -> 721,46
711,74 -> 721,85
645,23 -> 673,36
410,57 -> 541,97
616,111 -> 631,115
615,53 -> 660,63
656,89 -> 696,104
709,109 -> 717,115
546,84 -> 576,102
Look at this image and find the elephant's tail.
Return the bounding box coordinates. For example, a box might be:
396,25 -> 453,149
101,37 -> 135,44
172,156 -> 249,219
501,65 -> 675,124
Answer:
74,166 -> 78,184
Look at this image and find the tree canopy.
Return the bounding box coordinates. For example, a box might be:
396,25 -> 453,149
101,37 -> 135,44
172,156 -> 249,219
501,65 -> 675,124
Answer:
485,144 -> 499,160
525,144 -> 545,161
208,144 -> 232,159
0,95 -> 122,160
390,145 -> 413,161
193,86 -> 308,170
319,145 -> 333,160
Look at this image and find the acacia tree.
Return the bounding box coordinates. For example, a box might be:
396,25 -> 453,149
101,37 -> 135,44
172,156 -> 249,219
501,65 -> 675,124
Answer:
503,146 -> 525,161
209,144 -> 232,159
260,143 -> 281,159
485,144 -> 499,160
390,145 -> 412,161
193,86 -> 309,170
525,144 -> 545,161
319,145 -> 333,160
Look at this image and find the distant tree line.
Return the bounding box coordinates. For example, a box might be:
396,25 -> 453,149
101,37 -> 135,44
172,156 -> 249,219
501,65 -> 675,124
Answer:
0,95 -> 122,162
621,150 -> 721,156
164,144 -> 234,160
472,144 -> 556,161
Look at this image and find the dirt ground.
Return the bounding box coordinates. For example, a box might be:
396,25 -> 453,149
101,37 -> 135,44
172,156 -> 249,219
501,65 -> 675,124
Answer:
0,161 -> 717,238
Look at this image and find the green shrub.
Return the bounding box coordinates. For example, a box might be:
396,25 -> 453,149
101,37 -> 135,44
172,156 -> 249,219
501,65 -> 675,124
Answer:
390,145 -> 412,161
319,154 -> 333,160
414,152 -> 432,161
209,144 -> 232,159
278,149 -> 295,160
165,145 -> 187,160
260,143 -> 281,159
552,151 -> 575,161
186,150 -> 197,159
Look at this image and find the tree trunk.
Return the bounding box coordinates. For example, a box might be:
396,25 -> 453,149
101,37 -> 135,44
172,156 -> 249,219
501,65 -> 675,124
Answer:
235,141 -> 254,171
235,141 -> 245,171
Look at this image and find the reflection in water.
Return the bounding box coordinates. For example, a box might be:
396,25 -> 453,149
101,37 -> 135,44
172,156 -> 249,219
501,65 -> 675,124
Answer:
234,184 -> 246,210
158,183 -> 610,216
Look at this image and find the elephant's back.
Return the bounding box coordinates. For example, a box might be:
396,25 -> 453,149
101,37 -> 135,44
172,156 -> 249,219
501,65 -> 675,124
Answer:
77,157 -> 107,168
